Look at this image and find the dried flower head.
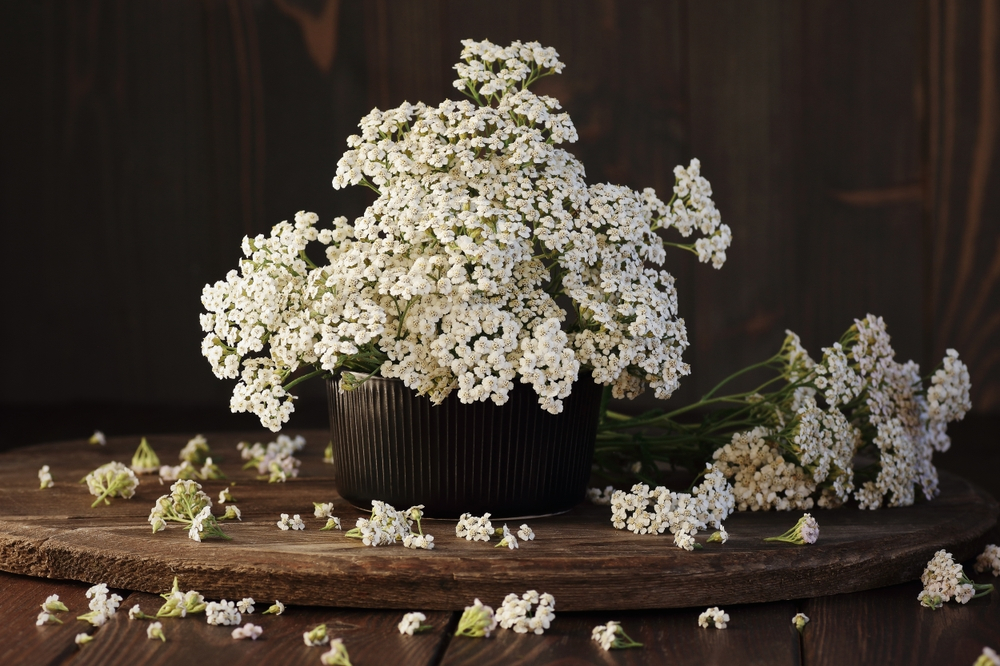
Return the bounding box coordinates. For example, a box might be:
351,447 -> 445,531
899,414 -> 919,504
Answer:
918,549 -> 993,609
974,544 -> 1000,577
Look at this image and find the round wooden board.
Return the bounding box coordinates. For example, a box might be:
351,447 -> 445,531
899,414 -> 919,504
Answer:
0,431 -> 996,611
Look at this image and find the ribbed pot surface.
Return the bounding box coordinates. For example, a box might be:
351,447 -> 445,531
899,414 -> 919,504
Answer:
327,376 -> 603,519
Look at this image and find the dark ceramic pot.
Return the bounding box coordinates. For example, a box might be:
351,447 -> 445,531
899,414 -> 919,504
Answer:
327,375 -> 603,519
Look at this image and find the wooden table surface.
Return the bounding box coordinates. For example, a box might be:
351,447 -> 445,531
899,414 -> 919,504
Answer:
2,419 -> 999,665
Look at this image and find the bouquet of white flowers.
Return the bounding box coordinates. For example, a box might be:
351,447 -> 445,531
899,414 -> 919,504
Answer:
201,39 -> 729,431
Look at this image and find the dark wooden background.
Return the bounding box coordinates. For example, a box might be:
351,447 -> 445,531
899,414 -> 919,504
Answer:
1,0 -> 998,451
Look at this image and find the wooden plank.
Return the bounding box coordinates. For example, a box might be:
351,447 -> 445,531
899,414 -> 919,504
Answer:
800,573 -> 1000,665
0,432 -> 995,611
924,0 -> 1000,412
440,602 -> 801,666
70,591 -> 452,666
796,0 -> 925,364
0,571 -> 120,666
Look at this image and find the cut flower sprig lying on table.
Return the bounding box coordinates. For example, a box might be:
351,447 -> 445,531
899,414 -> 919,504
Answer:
596,314 -> 972,512
200,38 -> 730,432
148,479 -> 232,542
84,462 -> 139,508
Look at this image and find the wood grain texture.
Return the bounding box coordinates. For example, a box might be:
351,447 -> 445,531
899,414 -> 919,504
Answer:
70,591 -> 452,666
440,602 -> 802,666
800,573 -> 1000,666
0,432 -> 996,611
0,572 -> 122,666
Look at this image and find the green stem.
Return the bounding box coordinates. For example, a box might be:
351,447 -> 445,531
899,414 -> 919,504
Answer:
283,368 -> 326,393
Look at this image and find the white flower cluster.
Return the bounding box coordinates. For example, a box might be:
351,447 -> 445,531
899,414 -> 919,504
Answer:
238,434 -> 304,482
85,462 -> 139,507
609,466 -> 735,550
205,600 -> 241,626
232,623 -> 262,640
346,501 -> 434,549
202,39 -> 729,430
38,465 -> 53,489
37,593 -> 67,626
586,486 -> 615,505
456,513 -> 494,541
712,427 -> 817,511
496,590 -> 555,634
149,479 -> 229,542
179,434 -> 211,464
78,583 -> 122,627
918,550 -> 977,609
711,318 -> 972,512
277,513 -> 305,531
398,612 -> 431,636
975,544 -> 1000,577
831,316 -> 969,509
698,607 -> 729,629
314,502 -> 342,530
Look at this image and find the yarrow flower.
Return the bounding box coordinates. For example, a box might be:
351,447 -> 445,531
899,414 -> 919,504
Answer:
455,598 -> 497,638
398,612 -> 433,635
764,513 -> 819,545
201,39 -> 729,431
456,513 -> 494,542
706,526 -> 728,544
41,594 -> 68,614
179,434 -> 211,465
89,431 -> 106,446
261,600 -> 285,615
918,549 -> 993,609
496,590 -> 555,634
238,435 -> 304,482
587,486 -> 615,505
84,462 -> 139,508
494,524 -> 519,550
591,621 -> 643,650
219,487 -> 235,503
38,465 -> 53,489
517,524 -> 535,541
320,638 -> 352,666
974,544 -> 1000,577
304,623 -> 330,646
346,501 -> 434,549
147,621 -> 166,642
232,623 -> 263,640
205,600 -> 241,626
36,611 -> 62,625
792,613 -> 809,632
609,466 -> 735,550
698,607 -> 729,629
975,647 -> 1000,666
128,604 -> 154,620
237,598 -> 255,614
148,480 -> 230,542
75,633 -> 93,646
77,582 -> 123,627
156,578 -> 207,618
277,513 -> 306,531
131,437 -> 161,474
